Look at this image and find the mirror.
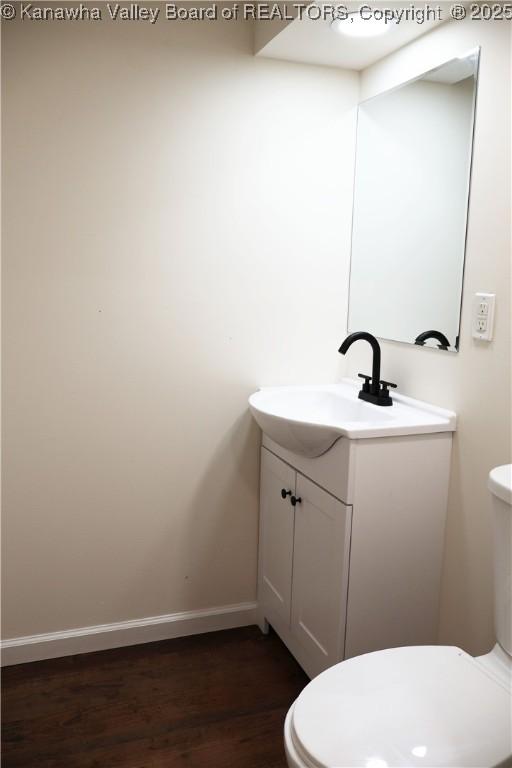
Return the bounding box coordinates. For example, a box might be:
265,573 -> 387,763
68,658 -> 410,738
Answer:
347,49 -> 480,352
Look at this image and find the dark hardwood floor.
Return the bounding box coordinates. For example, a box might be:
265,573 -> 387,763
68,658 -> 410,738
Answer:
1,626 -> 308,768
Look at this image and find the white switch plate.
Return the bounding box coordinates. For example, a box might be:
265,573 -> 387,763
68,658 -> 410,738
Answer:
472,292 -> 496,341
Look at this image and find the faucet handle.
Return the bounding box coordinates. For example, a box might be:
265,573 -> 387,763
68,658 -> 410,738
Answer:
357,373 -> 372,393
378,379 -> 397,406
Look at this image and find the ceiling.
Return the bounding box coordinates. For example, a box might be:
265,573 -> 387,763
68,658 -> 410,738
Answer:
255,1 -> 449,71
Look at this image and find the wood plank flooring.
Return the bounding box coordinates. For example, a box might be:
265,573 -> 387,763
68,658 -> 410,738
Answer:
1,626 -> 308,768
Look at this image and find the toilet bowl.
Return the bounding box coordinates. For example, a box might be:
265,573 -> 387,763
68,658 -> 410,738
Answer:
284,465 -> 512,768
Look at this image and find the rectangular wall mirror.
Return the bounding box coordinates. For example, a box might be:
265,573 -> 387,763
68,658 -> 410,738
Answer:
347,49 -> 480,352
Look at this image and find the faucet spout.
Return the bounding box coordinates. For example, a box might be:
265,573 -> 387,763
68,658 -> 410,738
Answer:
338,331 -> 396,406
339,331 -> 381,395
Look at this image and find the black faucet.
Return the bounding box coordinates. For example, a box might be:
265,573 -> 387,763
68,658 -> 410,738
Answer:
338,332 -> 397,406
414,330 -> 451,350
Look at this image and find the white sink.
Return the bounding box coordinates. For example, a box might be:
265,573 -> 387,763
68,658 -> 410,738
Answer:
248,379 -> 456,458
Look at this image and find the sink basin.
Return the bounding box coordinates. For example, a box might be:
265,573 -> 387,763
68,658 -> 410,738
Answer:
248,379 -> 456,458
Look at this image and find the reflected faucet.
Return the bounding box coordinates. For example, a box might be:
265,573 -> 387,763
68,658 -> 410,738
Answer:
414,330 -> 451,350
339,332 -> 396,407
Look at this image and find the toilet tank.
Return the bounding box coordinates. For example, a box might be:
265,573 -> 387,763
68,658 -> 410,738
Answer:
489,465 -> 512,656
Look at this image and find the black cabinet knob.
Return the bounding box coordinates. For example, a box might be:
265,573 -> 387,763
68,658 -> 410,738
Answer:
281,489 -> 291,499
290,495 -> 302,507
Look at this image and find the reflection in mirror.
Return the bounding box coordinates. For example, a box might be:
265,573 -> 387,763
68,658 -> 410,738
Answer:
348,49 -> 480,352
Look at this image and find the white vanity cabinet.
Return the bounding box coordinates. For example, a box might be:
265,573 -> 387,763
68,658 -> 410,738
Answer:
259,449 -> 296,628
259,448 -> 351,676
290,472 -> 351,672
257,429 -> 453,679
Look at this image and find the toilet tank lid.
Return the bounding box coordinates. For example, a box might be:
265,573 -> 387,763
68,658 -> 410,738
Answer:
489,465 -> 512,505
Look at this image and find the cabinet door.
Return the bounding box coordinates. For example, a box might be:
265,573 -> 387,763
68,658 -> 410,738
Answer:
258,448 -> 296,627
291,474 -> 351,675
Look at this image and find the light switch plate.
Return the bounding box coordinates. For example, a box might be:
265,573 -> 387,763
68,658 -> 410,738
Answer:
472,292 -> 496,341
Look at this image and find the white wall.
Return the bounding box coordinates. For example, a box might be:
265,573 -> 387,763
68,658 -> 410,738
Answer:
346,19 -> 511,655
1,16 -> 357,639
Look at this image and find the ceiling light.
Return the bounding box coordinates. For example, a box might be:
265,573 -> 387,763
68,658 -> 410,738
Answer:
331,12 -> 394,38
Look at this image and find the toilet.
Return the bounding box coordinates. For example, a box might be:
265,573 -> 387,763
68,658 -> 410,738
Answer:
284,465 -> 512,768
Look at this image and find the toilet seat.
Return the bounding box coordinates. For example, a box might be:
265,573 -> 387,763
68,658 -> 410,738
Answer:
285,645 -> 511,768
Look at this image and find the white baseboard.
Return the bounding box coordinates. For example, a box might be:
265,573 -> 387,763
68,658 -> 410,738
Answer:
1,601 -> 258,666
